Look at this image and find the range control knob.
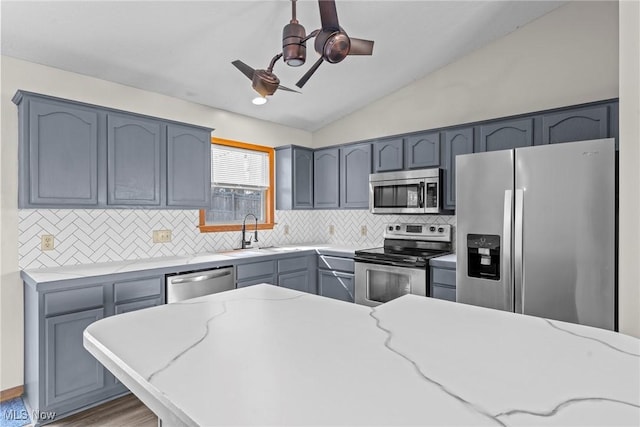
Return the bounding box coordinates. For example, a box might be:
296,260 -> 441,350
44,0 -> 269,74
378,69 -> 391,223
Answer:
429,226 -> 436,232
388,226 -> 394,231
395,225 -> 401,231
438,227 -> 444,233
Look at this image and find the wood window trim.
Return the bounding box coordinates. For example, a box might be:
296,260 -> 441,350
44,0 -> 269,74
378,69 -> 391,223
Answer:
199,137 -> 275,233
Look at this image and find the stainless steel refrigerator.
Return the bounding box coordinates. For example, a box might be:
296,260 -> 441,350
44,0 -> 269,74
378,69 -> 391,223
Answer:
456,138 -> 616,330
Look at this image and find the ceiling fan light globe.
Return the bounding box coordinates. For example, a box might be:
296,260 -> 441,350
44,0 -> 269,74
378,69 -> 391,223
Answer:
252,96 -> 268,105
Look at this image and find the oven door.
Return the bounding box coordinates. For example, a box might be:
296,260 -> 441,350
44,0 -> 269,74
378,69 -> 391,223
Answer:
354,261 -> 427,307
369,178 -> 426,214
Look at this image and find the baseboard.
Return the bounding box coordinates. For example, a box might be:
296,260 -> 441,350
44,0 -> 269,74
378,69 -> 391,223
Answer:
0,385 -> 24,402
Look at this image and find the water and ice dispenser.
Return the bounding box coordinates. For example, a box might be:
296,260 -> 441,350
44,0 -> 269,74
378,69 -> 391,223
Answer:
467,234 -> 501,280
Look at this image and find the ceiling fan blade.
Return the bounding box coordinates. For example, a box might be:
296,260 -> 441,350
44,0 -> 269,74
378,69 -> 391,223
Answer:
318,0 -> 339,30
231,60 -> 255,80
277,85 -> 301,94
296,57 -> 324,88
348,38 -> 374,55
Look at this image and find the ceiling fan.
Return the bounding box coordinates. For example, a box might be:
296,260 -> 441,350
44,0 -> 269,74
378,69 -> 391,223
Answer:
296,0 -> 374,88
231,0 -> 374,101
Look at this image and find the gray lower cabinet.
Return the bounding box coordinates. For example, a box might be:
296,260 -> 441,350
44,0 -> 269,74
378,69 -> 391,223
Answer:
314,148 -> 340,209
430,265 -> 456,302
444,127 -> 474,210
405,132 -> 440,169
24,272 -> 165,424
478,118 -> 533,152
340,143 -> 371,209
317,255 -> 355,303
277,255 -> 317,293
14,90 -> 212,209
107,114 -> 162,206
373,138 -> 403,172
166,124 -> 211,208
236,260 -> 277,288
276,146 -> 314,210
19,96 -> 100,207
542,105 -> 609,145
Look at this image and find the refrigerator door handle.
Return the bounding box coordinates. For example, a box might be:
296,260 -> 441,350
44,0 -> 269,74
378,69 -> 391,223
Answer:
503,190 -> 513,311
514,188 -> 524,314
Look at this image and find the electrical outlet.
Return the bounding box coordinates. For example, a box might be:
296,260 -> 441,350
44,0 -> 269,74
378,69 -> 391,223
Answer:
361,225 -> 367,236
153,229 -> 172,243
283,224 -> 290,235
41,235 -> 54,251
329,224 -> 335,236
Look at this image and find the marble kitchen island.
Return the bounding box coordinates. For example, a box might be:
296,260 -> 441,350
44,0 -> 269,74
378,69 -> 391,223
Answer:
84,284 -> 640,426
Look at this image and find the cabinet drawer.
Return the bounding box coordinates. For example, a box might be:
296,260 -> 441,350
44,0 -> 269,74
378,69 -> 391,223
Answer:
44,286 -> 103,316
236,261 -> 276,281
114,277 -> 162,303
432,268 -> 456,286
278,256 -> 309,274
318,256 -> 354,273
115,297 -> 162,315
237,275 -> 277,288
432,285 -> 456,302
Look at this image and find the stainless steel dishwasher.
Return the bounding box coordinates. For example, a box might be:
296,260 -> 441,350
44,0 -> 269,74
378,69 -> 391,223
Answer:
165,266 -> 235,303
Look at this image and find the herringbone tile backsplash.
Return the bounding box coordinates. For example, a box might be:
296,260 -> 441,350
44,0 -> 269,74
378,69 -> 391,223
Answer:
18,209 -> 455,269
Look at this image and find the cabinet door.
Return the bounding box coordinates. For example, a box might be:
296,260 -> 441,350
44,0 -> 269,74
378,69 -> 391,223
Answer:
293,147 -> 314,209
373,138 -> 403,172
107,114 -> 161,206
340,143 -> 371,209
542,106 -> 609,144
167,124 -> 211,208
318,270 -> 354,303
314,148 -> 340,209
27,99 -> 99,206
444,127 -> 474,209
45,308 -> 105,408
405,132 -> 440,169
278,270 -> 310,293
479,118 -> 533,152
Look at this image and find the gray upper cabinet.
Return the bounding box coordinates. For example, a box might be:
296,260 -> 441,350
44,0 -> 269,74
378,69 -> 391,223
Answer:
479,118 -> 533,152
373,138 -> 403,172
314,148 -> 340,209
340,143 -> 371,209
275,146 -> 313,210
405,132 -> 440,169
107,114 -> 162,206
542,105 -> 609,144
22,97 -> 99,207
444,127 -> 474,210
166,124 -> 211,208
14,91 -> 213,209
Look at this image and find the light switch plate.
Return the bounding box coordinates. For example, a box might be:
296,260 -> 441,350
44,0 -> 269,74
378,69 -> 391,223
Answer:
153,230 -> 172,243
41,235 -> 54,251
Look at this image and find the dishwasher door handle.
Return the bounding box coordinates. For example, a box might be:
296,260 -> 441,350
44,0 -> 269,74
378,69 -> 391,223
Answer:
170,270 -> 232,285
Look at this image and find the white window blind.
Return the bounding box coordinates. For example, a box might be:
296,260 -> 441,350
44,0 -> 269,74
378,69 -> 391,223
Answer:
211,145 -> 269,188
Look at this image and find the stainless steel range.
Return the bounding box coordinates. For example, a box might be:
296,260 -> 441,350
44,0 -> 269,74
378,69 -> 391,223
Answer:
354,223 -> 452,307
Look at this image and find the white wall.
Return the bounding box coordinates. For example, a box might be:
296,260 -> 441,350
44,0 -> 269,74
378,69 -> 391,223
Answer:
313,1 -> 619,146
618,0 -> 640,338
0,56 -> 312,391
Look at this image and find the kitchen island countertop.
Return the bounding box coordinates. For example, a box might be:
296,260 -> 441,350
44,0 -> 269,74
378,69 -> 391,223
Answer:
84,284 -> 640,426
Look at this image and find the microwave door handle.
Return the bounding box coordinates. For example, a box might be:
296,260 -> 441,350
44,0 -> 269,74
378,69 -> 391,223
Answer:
418,182 -> 425,208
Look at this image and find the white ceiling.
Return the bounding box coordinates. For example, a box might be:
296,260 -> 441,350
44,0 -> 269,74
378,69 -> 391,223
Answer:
1,1 -> 565,132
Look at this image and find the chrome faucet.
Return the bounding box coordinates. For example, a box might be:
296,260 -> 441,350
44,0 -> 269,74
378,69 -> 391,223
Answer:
241,213 -> 259,249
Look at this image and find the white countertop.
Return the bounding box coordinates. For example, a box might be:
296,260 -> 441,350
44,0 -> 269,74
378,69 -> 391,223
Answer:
429,252 -> 456,266
22,244 -> 359,285
84,284 -> 640,426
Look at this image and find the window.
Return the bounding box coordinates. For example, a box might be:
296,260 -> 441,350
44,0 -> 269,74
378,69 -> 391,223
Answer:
199,138 -> 275,232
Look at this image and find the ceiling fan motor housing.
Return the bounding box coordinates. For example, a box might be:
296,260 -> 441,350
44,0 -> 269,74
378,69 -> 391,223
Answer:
315,29 -> 350,63
252,70 -> 280,97
282,22 -> 307,66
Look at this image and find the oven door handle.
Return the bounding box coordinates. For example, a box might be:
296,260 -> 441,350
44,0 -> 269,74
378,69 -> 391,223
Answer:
354,257 -> 425,268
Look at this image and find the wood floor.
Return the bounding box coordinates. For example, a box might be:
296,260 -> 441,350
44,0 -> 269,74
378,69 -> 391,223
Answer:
48,394 -> 157,427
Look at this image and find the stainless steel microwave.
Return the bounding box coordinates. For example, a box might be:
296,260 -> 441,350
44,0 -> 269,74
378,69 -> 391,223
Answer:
369,168 -> 443,214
